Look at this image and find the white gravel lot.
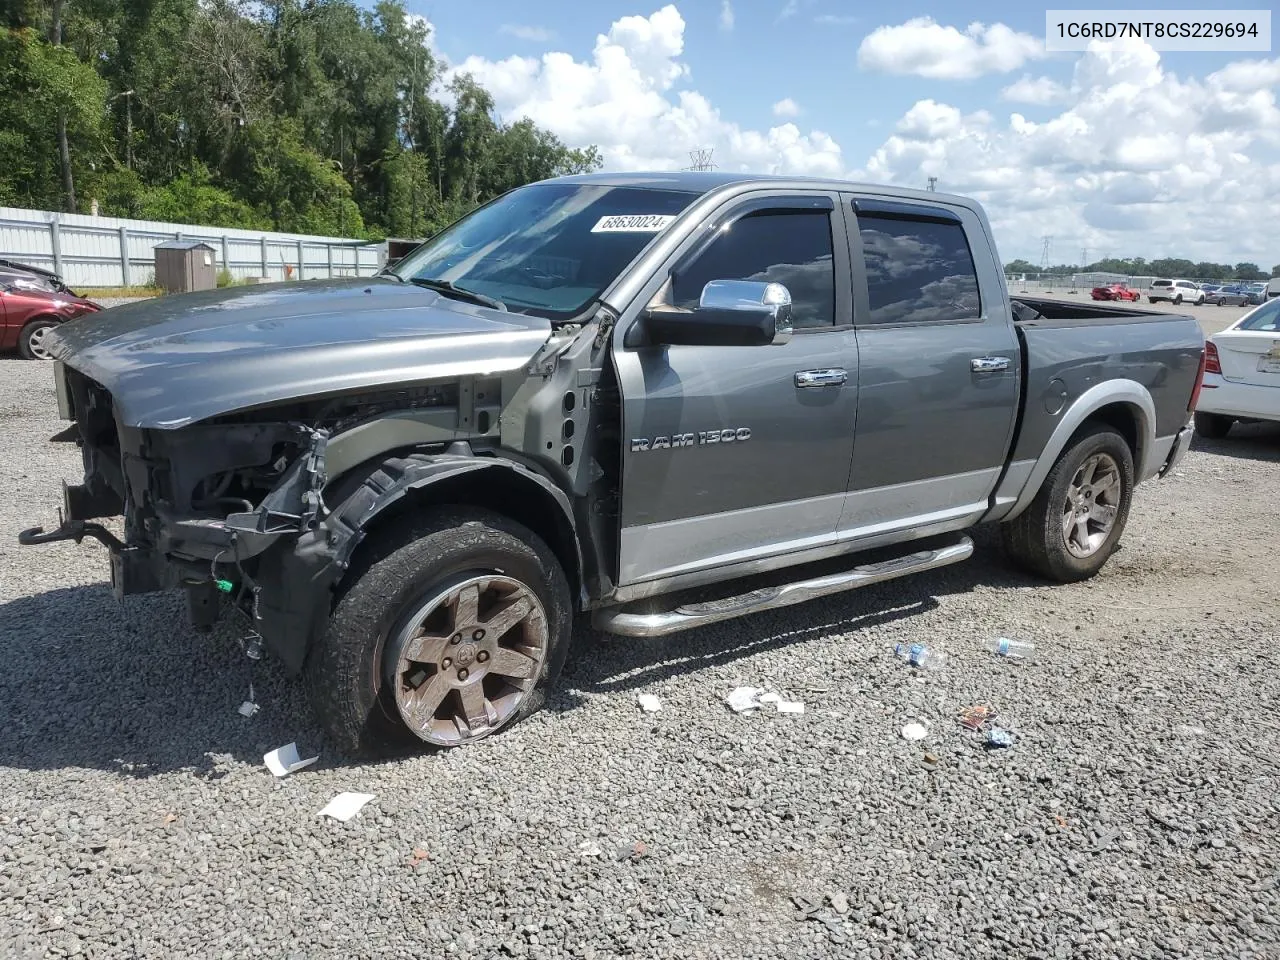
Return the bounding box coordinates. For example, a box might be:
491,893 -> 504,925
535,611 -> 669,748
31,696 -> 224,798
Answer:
1,335 -> 1279,958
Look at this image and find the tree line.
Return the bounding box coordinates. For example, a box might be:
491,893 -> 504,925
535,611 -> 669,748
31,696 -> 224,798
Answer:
1004,257 -> 1280,281
0,0 -> 603,240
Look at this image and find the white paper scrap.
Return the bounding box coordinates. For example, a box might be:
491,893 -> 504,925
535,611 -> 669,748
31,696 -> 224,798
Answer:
726,687 -> 764,713
901,722 -> 928,742
638,694 -> 663,713
263,742 -> 318,777
318,792 -> 375,822
237,700 -> 260,718
776,700 -> 805,715
757,692 -> 782,704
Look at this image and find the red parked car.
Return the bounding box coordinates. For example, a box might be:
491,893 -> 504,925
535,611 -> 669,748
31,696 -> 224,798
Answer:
1,282 -> 102,360
1091,283 -> 1141,302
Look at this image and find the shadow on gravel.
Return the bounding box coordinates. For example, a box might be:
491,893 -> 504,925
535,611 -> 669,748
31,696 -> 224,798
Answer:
557,525 -> 1046,706
0,529 -> 1045,771
0,582 -> 303,777
1190,421 -> 1280,463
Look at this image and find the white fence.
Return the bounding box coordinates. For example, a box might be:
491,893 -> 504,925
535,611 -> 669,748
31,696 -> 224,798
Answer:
0,207 -> 384,288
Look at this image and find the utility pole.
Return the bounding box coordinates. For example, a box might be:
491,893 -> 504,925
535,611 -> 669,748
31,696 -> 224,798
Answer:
687,148 -> 717,171
50,0 -> 76,213
927,177 -> 937,192
111,90 -> 135,169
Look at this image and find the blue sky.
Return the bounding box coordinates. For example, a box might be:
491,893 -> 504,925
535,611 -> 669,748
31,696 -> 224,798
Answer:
408,1 -> 1280,264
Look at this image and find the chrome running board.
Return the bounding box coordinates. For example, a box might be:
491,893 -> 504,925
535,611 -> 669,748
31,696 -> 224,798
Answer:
593,534 -> 974,638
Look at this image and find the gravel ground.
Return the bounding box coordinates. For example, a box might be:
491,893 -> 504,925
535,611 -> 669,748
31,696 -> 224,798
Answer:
1,353 -> 1279,959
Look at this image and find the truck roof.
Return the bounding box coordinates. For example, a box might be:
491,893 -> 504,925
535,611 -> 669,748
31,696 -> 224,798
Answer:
545,171 -> 976,209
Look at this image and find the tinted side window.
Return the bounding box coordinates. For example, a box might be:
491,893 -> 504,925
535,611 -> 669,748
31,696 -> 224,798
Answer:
672,210 -> 835,328
858,214 -> 981,324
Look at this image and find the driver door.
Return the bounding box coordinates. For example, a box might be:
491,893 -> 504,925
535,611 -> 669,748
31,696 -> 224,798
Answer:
611,193 -> 859,588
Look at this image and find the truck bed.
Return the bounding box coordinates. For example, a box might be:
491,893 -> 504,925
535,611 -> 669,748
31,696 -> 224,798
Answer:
1011,296 -> 1193,327
1007,298 -> 1204,469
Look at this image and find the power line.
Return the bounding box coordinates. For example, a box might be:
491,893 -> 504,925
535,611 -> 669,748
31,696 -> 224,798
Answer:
686,147 -> 717,171
1040,235 -> 1053,272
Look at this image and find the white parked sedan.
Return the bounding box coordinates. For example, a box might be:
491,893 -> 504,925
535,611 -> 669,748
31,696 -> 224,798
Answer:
1194,297 -> 1280,438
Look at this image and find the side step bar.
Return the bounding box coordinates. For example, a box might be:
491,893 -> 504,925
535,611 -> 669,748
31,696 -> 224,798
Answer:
593,534 -> 974,638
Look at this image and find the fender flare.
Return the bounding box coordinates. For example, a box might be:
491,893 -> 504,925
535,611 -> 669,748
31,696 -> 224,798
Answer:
259,452 -> 584,675
1002,379 -> 1156,522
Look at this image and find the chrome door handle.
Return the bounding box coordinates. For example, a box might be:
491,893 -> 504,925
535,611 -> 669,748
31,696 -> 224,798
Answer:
794,368 -> 848,388
971,356 -> 1011,373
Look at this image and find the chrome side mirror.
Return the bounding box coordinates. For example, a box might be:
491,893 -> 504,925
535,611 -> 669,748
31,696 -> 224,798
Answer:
698,279 -> 793,345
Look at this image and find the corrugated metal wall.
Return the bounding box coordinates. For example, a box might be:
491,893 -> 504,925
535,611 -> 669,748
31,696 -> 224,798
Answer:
0,207 -> 384,287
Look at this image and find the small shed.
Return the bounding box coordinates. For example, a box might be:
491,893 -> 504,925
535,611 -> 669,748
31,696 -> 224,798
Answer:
154,240 -> 217,293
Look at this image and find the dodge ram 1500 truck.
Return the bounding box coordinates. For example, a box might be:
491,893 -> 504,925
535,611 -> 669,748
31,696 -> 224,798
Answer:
19,173 -> 1206,753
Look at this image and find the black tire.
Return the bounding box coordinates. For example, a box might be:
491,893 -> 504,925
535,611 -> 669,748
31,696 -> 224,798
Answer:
1002,424 -> 1134,583
1147,297 -> 1157,304
1174,295 -> 1183,305
1194,411 -> 1233,439
305,507 -> 573,756
17,318 -> 59,360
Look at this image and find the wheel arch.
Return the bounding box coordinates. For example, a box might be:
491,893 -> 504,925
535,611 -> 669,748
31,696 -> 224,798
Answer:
1002,380 -> 1155,522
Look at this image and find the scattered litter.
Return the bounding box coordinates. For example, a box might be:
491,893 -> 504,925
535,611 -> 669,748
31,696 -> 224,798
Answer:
987,637 -> 1036,660
577,840 -> 603,858
237,700 -> 260,718
985,727 -> 1014,749
901,722 -> 928,741
726,687 -> 804,715
318,792 -> 375,822
893,642 -> 946,671
958,704 -> 998,732
923,752 -> 939,766
727,687 -> 764,712
408,847 -> 430,866
162,813 -> 178,825
1174,724 -> 1207,736
263,742 -> 319,777
614,841 -> 649,861
638,694 -> 663,713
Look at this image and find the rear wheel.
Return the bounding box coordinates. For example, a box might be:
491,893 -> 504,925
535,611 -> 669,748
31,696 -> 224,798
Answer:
1002,424 -> 1134,582
1194,411 -> 1233,439
1147,297 -> 1157,304
17,318 -> 59,360
306,507 -> 573,755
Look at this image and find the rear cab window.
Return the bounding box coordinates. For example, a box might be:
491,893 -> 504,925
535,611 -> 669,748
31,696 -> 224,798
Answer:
853,204 -> 982,324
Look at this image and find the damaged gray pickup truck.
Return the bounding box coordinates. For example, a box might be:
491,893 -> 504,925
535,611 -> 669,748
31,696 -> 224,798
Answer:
20,173 -> 1206,753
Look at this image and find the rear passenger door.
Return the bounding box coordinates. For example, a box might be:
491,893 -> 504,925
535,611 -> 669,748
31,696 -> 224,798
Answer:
838,195 -> 1019,540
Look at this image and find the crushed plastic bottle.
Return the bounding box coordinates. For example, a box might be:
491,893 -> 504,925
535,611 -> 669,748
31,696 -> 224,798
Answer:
987,637 -> 1036,660
894,642 -> 946,671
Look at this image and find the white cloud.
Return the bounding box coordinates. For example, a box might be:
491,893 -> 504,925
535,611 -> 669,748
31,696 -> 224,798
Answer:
1001,74 -> 1069,105
777,0 -> 799,22
772,97 -> 800,117
860,38 -> 1280,262
814,14 -> 858,26
858,17 -> 1043,80
500,24 -> 556,42
719,0 -> 734,32
448,5 -> 843,176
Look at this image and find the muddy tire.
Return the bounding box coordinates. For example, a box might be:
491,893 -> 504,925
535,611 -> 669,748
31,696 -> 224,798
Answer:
305,507 -> 573,756
1002,424 -> 1134,583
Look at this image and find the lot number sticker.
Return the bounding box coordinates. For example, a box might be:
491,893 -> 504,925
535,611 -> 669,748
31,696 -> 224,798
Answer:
591,214 -> 676,233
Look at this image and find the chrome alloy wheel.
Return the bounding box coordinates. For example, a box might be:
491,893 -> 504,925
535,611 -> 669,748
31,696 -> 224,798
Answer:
1062,452 -> 1121,558
389,574 -> 549,746
26,323 -> 56,360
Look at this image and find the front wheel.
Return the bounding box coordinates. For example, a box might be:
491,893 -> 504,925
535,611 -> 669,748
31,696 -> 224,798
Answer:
1174,295 -> 1183,305
1194,411 -> 1233,439
1002,424 -> 1134,582
306,507 -> 573,755
18,318 -> 59,360
1147,297 -> 1158,304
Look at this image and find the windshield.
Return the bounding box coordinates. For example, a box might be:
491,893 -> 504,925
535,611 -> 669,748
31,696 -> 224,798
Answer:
390,182 -> 701,322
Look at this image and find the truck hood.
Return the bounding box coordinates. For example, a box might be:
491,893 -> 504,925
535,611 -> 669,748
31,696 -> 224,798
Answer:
47,278 -> 553,428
